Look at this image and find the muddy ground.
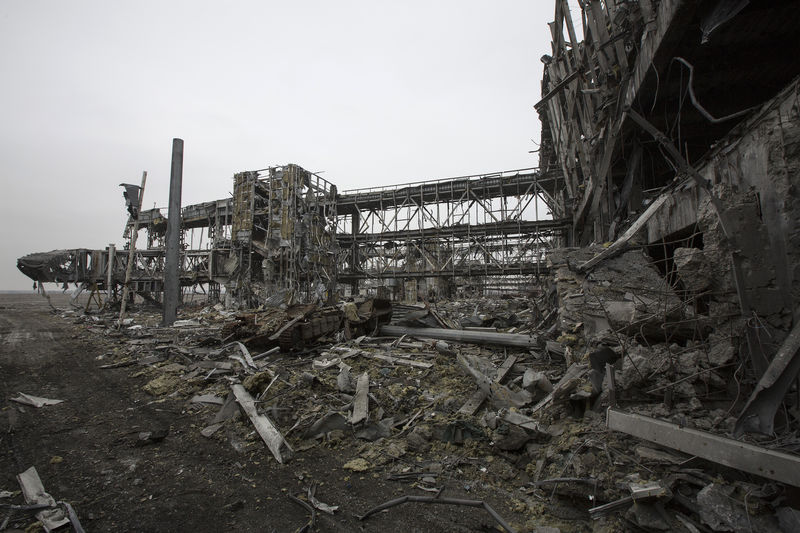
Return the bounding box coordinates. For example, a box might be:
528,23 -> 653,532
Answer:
0,293 -> 536,532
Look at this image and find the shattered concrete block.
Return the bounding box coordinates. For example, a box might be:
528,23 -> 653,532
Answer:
551,248 -> 684,339
677,350 -> 701,374
523,369 -> 554,394
696,483 -> 750,532
777,507 -> 800,533
625,502 -> 670,531
354,418 -> 392,441
706,333 -> 737,366
407,424 -> 432,452
432,420 -> 485,444
673,247 -> 713,292
618,346 -> 656,390
302,412 -> 348,440
337,363 -> 354,392
493,425 -> 531,451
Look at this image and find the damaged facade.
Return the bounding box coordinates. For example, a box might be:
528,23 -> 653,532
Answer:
9,1 -> 800,531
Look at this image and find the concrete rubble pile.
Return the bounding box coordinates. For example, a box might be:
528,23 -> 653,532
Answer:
21,242 -> 798,533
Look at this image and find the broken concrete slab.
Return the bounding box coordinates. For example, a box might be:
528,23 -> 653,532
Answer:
673,247 -> 713,292
696,483 -> 752,532
550,248 -> 685,340
380,325 -> 541,349
459,354 -> 518,415
458,352 -> 531,409
607,408 -> 800,487
10,393 -> 64,408
349,372 -> 369,425
16,466 -> 70,532
336,362 -> 354,392
190,394 -> 225,405
231,384 -> 292,463
303,412 -> 349,440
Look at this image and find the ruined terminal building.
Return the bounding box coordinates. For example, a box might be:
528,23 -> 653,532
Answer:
16,163 -> 566,306
536,0 -> 800,441
17,0 -> 800,327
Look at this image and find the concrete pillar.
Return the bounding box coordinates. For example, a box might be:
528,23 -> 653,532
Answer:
106,244 -> 115,302
163,138 -> 184,325
350,211 -> 360,296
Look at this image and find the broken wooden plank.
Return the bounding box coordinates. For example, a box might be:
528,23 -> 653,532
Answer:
577,193 -> 670,272
350,372 -> 369,425
459,354 -> 518,416
99,359 -> 137,369
17,466 -> 70,532
268,314 -> 305,341
366,353 -> 433,369
194,360 -> 233,370
534,68 -> 581,111
231,384 -> 292,463
201,422 -> 224,437
607,408 -> 800,487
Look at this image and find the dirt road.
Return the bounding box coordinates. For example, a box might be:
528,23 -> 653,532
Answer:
0,294 -> 523,532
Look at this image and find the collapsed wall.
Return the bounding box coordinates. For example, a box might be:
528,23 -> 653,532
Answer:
538,0 -> 800,460
647,78 -> 800,334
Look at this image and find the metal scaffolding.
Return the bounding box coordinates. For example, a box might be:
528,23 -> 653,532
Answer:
18,165 -> 570,305
335,168 -> 569,299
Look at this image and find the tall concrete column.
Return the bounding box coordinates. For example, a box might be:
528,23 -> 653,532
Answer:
163,138 -> 184,325
106,244 -> 115,302
350,210 -> 360,296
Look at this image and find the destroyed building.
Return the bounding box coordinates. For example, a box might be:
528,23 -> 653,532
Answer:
537,0 -> 800,429
17,165 -> 566,306
8,0 -> 800,531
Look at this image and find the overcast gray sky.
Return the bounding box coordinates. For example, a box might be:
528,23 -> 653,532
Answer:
0,1 -> 554,290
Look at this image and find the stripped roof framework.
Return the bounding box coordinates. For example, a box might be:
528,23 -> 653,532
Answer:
537,0 -> 800,245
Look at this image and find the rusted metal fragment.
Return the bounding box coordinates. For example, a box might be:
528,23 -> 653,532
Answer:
734,321 -> 800,437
